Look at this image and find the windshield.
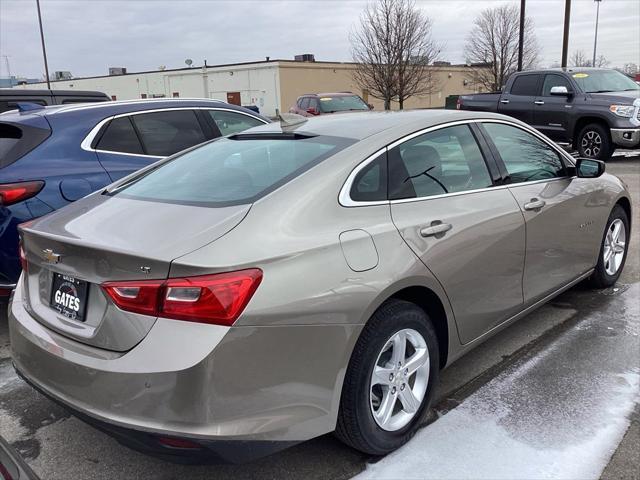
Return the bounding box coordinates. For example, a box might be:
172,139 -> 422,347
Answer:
319,95 -> 370,113
571,70 -> 640,93
109,135 -> 354,207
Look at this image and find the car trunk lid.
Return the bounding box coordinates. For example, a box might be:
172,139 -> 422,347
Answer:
19,193 -> 250,351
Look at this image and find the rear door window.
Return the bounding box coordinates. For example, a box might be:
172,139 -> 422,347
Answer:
109,135 -> 354,206
510,75 -> 541,96
131,110 -> 206,156
388,125 -> 493,200
95,117 -> 144,155
207,110 -> 265,136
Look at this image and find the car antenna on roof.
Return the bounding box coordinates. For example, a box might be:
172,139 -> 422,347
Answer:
16,102 -> 46,113
276,112 -> 307,130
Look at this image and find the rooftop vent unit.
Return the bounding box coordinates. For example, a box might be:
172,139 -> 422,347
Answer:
294,54 -> 315,62
109,67 -> 127,76
54,71 -> 72,80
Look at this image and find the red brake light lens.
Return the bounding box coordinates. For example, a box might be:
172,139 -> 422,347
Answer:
101,269 -> 262,326
0,181 -> 45,206
161,270 -> 263,325
101,279 -> 164,317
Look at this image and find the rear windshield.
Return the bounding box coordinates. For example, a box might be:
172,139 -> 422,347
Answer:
109,135 -> 354,207
319,95 -> 369,113
0,122 -> 51,169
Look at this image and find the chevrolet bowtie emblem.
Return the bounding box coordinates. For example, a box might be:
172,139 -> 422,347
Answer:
41,249 -> 61,264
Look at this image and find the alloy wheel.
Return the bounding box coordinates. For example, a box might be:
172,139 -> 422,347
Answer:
603,218 -> 626,276
369,328 -> 430,431
581,130 -> 602,158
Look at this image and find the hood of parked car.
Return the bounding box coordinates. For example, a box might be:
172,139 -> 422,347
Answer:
588,90 -> 640,104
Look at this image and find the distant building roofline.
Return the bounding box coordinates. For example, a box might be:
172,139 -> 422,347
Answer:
21,59 -> 486,85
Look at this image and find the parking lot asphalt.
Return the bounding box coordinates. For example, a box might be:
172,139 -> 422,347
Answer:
0,154 -> 638,480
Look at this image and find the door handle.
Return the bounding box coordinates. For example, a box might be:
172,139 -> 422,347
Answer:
500,99 -> 510,104
523,198 -> 546,211
420,222 -> 452,238
534,100 -> 545,105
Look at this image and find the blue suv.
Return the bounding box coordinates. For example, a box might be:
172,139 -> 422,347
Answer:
0,99 -> 269,297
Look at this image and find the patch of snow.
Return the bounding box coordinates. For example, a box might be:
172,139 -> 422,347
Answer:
354,283 -> 640,480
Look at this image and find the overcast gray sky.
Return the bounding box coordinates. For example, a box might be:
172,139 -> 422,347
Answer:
1,0 -> 639,79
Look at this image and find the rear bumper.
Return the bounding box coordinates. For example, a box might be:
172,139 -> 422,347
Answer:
9,281 -> 360,461
611,128 -> 640,148
15,367 -> 295,464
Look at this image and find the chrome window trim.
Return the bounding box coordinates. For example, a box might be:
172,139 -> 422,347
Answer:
339,147 -> 389,207
339,118 -> 576,208
80,107 -> 268,158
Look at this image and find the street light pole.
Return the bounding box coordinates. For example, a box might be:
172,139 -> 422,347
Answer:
35,0 -> 51,88
517,0 -> 526,71
592,0 -> 602,67
561,0 -> 572,68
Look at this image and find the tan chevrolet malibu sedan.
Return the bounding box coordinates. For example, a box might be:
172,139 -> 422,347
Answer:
9,110 -> 631,463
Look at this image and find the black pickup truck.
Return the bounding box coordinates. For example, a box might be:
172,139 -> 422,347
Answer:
0,89 -> 110,114
458,68 -> 640,160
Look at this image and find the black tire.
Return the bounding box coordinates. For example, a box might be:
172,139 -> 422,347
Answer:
335,299 -> 439,455
588,204 -> 630,288
577,123 -> 613,161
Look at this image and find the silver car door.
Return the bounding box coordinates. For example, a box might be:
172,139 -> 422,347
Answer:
388,123 -> 526,344
480,121 -> 605,304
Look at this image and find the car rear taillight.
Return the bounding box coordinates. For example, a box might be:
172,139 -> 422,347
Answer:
101,269 -> 262,326
0,181 -> 45,206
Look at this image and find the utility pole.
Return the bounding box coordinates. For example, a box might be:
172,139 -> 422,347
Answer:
561,0 -> 572,68
36,0 -> 51,88
517,0 -> 526,71
592,0 -> 602,66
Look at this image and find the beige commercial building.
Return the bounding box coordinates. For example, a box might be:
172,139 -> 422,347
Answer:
21,58 -> 484,117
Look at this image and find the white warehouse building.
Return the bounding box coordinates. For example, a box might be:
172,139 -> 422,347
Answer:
22,58 -> 484,117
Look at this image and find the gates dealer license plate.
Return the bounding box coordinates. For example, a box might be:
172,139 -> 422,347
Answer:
50,273 -> 89,322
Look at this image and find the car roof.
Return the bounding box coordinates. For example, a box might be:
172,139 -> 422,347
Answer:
0,98 -> 268,123
247,109 -> 516,141
300,92 -> 359,98
0,88 -> 108,97
516,67 -> 615,75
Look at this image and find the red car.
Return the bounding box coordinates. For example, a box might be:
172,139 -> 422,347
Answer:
289,92 -> 372,117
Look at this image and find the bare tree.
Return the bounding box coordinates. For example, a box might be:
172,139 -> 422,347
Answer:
570,49 -> 609,68
351,0 -> 441,110
593,54 -> 610,68
464,4 -> 539,92
570,50 -> 591,67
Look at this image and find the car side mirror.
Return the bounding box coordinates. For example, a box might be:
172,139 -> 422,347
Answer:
550,86 -> 573,97
576,158 -> 605,178
307,107 -> 318,115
